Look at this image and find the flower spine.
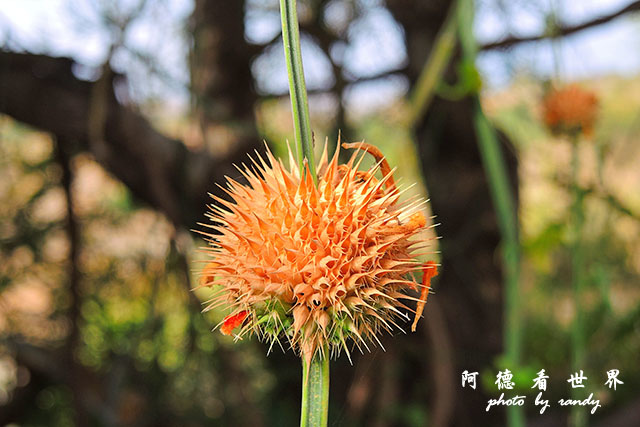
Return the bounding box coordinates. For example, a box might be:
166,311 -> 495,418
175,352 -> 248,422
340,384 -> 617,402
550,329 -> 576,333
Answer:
198,142 -> 437,362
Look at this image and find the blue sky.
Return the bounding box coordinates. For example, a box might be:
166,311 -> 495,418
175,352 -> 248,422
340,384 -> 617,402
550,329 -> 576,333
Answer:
1,0 -> 638,110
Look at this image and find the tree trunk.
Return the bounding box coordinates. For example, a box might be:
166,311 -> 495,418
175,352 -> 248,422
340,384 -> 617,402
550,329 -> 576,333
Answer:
189,0 -> 259,157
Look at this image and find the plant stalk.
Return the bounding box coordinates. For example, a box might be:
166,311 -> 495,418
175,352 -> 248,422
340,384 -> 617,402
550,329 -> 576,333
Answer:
473,88 -> 525,427
300,348 -> 330,427
570,139 -> 587,427
457,1 -> 524,426
279,2 -> 326,425
408,0 -> 458,128
473,106 -> 522,360
279,0 -> 317,183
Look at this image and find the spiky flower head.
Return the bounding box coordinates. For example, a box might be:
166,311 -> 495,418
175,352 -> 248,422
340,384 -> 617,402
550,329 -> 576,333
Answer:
198,142 -> 437,362
542,84 -> 598,138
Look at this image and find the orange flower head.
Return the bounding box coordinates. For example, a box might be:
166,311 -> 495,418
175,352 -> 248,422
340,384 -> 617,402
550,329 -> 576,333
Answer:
198,141 -> 437,361
542,84 -> 598,138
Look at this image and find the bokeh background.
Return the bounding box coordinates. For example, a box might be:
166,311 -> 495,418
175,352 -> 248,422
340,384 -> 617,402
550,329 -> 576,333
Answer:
1,0 -> 639,426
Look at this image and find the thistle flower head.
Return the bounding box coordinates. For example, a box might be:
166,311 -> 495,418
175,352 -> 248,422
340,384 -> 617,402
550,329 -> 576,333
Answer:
198,141 -> 436,362
542,84 -> 598,138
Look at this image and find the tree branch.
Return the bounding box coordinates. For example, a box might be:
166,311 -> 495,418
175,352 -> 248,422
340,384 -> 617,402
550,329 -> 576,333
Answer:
480,0 -> 640,51
0,51 -> 261,229
54,138 -> 89,425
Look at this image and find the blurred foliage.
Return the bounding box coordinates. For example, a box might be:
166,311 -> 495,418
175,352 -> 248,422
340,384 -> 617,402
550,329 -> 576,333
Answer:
0,119 -> 276,425
487,76 -> 640,411
1,73 -> 640,425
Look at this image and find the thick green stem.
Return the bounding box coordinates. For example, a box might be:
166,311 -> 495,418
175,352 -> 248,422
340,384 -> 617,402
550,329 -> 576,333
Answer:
457,1 -> 523,426
408,1 -> 458,128
279,2 -> 326,425
279,0 -> 317,183
300,349 -> 330,427
570,140 -> 587,427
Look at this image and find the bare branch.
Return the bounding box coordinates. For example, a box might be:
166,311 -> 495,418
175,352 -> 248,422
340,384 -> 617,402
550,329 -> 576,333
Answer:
0,51 -> 261,229
481,0 -> 640,51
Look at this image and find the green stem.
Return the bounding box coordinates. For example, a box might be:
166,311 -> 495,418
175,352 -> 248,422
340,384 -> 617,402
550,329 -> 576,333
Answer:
279,2 -> 326,425
300,349 -> 330,427
279,0 -> 317,183
457,1 -> 523,426
473,89 -> 525,427
570,139 -> 587,427
408,0 -> 458,128
549,2 -> 563,80
473,108 -> 521,361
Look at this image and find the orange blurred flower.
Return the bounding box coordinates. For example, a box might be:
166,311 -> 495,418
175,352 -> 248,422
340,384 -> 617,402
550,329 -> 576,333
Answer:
542,84 -> 598,138
198,142 -> 437,361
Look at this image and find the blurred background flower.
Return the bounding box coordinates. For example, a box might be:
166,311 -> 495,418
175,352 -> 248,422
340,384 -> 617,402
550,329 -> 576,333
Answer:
542,84 -> 599,137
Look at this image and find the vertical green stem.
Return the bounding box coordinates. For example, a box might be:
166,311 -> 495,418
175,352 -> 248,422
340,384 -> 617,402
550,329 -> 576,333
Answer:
570,140 -> 586,427
549,1 -> 563,80
473,86 -> 525,427
408,0 -> 458,128
457,1 -> 523,426
279,1 -> 326,425
473,109 -> 522,362
279,0 -> 317,183
300,347 -> 330,427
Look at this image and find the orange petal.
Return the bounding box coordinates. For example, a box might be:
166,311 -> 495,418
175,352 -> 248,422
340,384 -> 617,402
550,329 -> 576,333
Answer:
411,261 -> 438,332
293,305 -> 311,336
221,310 -> 249,335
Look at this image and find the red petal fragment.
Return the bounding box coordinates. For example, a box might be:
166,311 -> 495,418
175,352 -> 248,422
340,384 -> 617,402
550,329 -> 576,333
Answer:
221,310 -> 249,335
411,261 -> 438,332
